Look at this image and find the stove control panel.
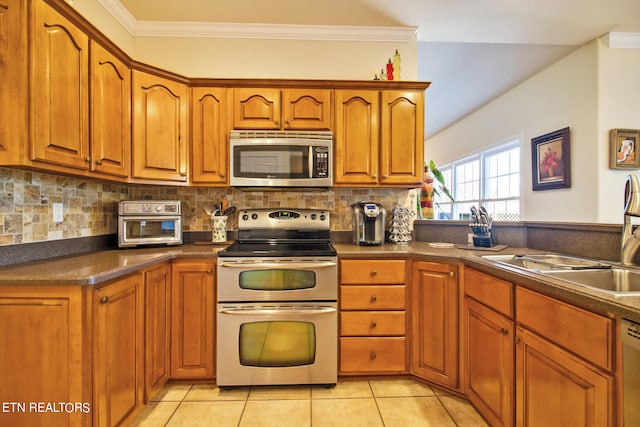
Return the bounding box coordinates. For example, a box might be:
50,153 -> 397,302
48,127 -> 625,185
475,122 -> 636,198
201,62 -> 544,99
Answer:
238,209 -> 330,230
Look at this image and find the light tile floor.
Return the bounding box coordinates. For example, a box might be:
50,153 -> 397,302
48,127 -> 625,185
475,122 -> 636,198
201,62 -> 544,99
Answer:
132,378 -> 488,426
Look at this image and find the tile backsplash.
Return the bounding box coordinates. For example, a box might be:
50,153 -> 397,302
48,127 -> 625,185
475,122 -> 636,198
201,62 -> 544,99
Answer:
0,168 -> 418,246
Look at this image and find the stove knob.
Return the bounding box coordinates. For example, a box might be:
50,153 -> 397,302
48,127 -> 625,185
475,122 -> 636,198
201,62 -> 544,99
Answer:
251,213 -> 258,220
320,214 -> 326,221
155,206 -> 163,212
242,214 -> 249,221
310,214 -> 317,220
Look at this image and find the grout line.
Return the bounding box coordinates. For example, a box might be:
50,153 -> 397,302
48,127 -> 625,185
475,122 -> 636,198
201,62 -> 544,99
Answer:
433,392 -> 460,427
162,384 -> 193,427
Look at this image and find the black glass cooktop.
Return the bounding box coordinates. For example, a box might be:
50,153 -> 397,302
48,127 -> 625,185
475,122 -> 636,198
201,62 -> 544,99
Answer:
218,240 -> 336,257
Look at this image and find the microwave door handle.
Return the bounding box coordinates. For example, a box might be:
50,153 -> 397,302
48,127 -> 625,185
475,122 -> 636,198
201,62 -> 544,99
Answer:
219,307 -> 337,316
219,261 -> 337,269
308,146 -> 314,178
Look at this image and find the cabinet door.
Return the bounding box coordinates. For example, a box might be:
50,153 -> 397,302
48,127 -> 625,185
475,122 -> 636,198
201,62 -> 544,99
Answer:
191,87 -> 229,184
144,264 -> 171,401
379,91 -> 423,186
94,274 -> 144,427
0,286 -> 89,427
31,0 -> 89,170
90,41 -> 130,179
0,0 -> 28,163
334,90 -> 379,185
515,326 -> 614,427
410,260 -> 459,389
132,70 -> 188,182
282,89 -> 332,130
233,88 -> 281,129
464,297 -> 514,427
171,261 -> 215,379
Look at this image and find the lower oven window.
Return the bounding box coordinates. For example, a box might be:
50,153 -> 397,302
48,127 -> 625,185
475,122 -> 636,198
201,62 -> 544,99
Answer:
239,321 -> 316,367
126,220 -> 177,238
239,270 -> 316,291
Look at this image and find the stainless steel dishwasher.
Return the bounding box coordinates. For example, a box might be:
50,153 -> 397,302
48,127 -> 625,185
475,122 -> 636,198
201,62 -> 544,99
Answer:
621,318 -> 640,426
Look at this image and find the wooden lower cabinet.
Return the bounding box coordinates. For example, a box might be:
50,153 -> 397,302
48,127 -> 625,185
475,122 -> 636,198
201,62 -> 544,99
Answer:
515,326 -> 614,426
410,260 -> 459,389
143,264 -> 171,401
464,297 -> 514,427
339,259 -> 408,374
94,273 -> 145,427
0,285 -> 91,427
170,260 -> 215,379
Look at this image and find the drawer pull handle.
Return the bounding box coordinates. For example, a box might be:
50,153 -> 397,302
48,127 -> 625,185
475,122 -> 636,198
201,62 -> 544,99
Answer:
370,295 -> 377,302
370,321 -> 377,328
370,352 -> 377,360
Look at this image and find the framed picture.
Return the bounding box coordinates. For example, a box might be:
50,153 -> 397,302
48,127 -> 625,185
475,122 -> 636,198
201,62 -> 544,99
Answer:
531,127 -> 571,191
610,128 -> 640,169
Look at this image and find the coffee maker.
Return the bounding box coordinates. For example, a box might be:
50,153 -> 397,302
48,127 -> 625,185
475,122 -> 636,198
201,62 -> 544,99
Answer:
351,202 -> 386,246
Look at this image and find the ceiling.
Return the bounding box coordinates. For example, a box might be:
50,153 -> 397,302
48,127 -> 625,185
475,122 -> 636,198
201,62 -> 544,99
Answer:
116,0 -> 640,137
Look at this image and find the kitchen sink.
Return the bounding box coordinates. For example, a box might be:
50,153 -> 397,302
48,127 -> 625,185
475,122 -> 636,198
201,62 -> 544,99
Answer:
543,268 -> 640,296
482,254 -> 611,271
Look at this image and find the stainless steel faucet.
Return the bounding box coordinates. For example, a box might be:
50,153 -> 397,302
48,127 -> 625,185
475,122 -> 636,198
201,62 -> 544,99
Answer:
621,174 -> 640,265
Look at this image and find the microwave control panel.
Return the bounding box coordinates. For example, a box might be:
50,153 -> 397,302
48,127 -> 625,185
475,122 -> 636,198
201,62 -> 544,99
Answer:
119,200 -> 181,216
313,147 -> 330,178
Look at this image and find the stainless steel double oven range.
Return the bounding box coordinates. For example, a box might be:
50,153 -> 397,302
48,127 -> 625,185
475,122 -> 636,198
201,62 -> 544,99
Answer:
216,208 -> 338,387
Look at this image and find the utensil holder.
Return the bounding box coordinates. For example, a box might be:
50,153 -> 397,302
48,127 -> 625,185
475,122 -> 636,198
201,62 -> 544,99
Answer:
212,216 -> 228,242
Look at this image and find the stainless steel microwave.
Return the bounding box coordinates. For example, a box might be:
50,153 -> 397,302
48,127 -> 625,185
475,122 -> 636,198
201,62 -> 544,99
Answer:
118,200 -> 182,248
229,130 -> 332,189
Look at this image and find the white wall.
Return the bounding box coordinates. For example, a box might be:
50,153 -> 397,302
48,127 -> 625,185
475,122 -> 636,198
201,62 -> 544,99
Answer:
425,39 -> 640,224
73,0 -> 417,80
597,39 -> 640,223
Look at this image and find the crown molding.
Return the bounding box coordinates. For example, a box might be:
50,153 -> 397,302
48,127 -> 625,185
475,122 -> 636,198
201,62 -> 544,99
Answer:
97,0 -> 417,42
604,32 -> 640,48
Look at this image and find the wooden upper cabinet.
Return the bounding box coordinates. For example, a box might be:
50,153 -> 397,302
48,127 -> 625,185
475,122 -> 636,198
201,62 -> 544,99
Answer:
31,0 -> 90,170
0,0 -> 28,163
90,41 -> 131,179
132,70 -> 188,182
380,91 -> 424,186
282,89 -> 331,130
334,90 -> 380,185
191,87 -> 229,185
233,88 -> 331,130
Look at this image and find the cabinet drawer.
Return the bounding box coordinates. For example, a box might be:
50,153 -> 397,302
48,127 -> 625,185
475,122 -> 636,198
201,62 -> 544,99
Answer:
341,260 -> 406,284
340,311 -> 406,336
516,287 -> 613,371
465,268 -> 513,317
340,337 -> 406,373
340,285 -> 406,310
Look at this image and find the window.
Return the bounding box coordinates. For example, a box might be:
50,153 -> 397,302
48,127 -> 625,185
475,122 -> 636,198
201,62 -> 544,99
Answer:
435,140 -> 520,221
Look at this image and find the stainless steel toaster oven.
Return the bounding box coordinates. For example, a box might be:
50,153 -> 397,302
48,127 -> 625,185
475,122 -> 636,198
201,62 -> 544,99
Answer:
118,200 -> 182,248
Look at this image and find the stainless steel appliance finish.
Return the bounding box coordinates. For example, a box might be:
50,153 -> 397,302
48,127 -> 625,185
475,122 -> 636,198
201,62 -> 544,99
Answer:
351,201 -> 386,246
621,318 -> 640,426
216,302 -> 337,386
216,208 -> 337,387
229,130 -> 332,189
118,200 -> 182,248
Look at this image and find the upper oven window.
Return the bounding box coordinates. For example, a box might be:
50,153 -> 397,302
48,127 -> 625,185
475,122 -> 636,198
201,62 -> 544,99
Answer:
234,145 -> 309,178
239,269 -> 316,291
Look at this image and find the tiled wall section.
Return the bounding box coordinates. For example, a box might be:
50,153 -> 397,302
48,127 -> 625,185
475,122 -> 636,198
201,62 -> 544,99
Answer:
0,168 -> 418,245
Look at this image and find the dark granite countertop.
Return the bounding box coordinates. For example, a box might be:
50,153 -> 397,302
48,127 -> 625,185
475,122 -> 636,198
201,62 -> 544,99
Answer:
0,241 -> 639,322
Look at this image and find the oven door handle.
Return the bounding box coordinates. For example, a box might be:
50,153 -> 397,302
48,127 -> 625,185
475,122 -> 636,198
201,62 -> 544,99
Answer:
219,307 -> 337,315
219,261 -> 337,269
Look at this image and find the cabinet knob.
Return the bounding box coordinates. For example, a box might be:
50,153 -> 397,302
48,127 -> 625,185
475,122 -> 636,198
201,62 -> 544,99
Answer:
370,321 -> 377,328
96,159 -> 103,165
515,336 -> 521,344
449,271 -> 454,278
372,174 -> 377,180
370,294 -> 377,303
370,270 -> 377,276
285,119 -> 290,125
180,172 -> 187,177
370,352 -> 377,360
219,173 -> 225,178
207,269 -> 212,275
500,328 -> 509,335
274,120 -> 279,126
86,157 -> 91,163
100,296 -> 109,304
